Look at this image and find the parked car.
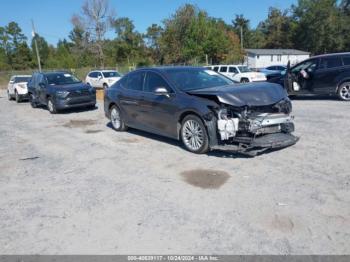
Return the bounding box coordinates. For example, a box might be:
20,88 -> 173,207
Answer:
7,75 -> 32,102
104,67 -> 298,156
208,65 -> 266,83
85,70 -> 122,89
28,71 -> 96,114
269,52 -> 350,101
259,65 -> 287,80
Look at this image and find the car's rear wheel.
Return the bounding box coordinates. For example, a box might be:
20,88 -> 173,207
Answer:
241,78 -> 249,83
110,105 -> 127,131
47,98 -> 57,114
338,82 -> 350,101
15,91 -> 21,103
181,115 -> 209,154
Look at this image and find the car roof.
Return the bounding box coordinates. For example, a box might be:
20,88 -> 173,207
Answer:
210,64 -> 245,67
310,52 -> 350,59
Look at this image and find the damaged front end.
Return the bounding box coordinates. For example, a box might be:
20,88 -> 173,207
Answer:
209,98 -> 299,156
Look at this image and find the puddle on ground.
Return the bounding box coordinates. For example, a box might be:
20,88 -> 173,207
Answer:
180,169 -> 230,189
63,119 -> 97,128
85,129 -> 103,134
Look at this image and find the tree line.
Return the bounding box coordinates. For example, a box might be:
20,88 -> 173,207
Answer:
0,0 -> 349,71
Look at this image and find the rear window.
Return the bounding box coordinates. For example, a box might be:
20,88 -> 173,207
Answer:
319,57 -> 343,69
14,77 -> 31,83
126,71 -> 145,91
229,67 -> 238,73
342,56 -> 350,66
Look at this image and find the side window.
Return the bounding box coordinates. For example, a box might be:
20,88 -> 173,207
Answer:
126,71 -> 145,91
229,67 -> 238,74
213,66 -> 219,72
97,72 -> 103,78
219,66 -> 227,73
144,72 -> 171,93
114,76 -> 128,89
342,56 -> 350,66
319,57 -> 342,69
88,72 -> 96,78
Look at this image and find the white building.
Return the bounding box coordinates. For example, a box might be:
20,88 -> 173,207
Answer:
245,49 -> 310,69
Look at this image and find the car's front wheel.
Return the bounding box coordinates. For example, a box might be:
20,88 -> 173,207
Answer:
15,91 -> 21,103
181,115 -> 209,154
7,90 -> 12,101
47,98 -> 57,114
103,83 -> 108,89
110,105 -> 127,131
29,93 -> 37,108
241,78 -> 249,83
338,82 -> 350,101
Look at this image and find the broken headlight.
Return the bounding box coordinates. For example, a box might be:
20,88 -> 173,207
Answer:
273,98 -> 292,114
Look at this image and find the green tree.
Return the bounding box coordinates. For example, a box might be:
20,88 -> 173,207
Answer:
292,0 -> 344,54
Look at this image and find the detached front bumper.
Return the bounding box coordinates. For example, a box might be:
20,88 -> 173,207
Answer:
211,133 -> 299,156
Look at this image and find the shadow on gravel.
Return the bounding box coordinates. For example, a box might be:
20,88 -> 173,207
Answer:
289,95 -> 340,101
106,122 -> 285,158
31,104 -> 98,114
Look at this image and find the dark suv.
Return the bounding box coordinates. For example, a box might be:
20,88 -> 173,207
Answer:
28,72 -> 96,113
269,52 -> 350,101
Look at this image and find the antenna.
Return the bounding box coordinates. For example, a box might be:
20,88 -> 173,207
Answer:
31,20 -> 41,72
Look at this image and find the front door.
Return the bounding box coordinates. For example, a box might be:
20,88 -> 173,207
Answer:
138,71 -> 179,138
285,59 -> 318,94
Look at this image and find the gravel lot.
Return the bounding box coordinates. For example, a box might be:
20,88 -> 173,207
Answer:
0,89 -> 349,254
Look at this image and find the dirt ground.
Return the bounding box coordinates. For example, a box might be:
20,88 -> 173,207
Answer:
0,89 -> 349,254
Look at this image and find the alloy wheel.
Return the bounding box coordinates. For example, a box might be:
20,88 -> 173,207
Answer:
339,84 -> 350,101
182,119 -> 204,151
111,107 -> 121,129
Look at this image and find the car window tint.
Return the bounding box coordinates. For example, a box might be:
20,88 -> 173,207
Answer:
342,56 -> 350,66
219,66 -> 227,72
126,72 -> 145,91
89,72 -> 96,78
229,67 -> 238,73
145,72 -> 170,93
213,67 -> 219,72
319,57 -> 342,69
292,59 -> 318,73
97,72 -> 102,78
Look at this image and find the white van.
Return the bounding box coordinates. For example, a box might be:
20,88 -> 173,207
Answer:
208,65 -> 266,83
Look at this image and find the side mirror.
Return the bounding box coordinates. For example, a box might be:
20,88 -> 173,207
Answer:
154,87 -> 170,98
9,80 -> 14,84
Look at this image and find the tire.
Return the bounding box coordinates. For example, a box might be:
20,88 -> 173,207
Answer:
103,83 -> 108,89
47,97 -> 57,114
180,115 -> 209,154
241,78 -> 249,83
110,105 -> 127,131
29,93 -> 37,108
15,90 -> 21,103
7,90 -> 12,101
338,82 -> 350,101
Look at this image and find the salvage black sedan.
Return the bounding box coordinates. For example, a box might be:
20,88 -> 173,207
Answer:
104,67 -> 298,155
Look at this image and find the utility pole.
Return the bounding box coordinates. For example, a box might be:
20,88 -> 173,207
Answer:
240,26 -> 243,50
31,20 -> 41,72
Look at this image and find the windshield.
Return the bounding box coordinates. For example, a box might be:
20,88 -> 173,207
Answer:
164,68 -> 234,91
238,66 -> 252,73
46,73 -> 81,85
102,71 -> 121,78
15,77 -> 31,83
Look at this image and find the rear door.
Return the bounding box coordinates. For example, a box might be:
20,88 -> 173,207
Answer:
118,71 -> 145,127
219,66 -> 228,78
227,66 -> 239,80
315,56 -> 344,94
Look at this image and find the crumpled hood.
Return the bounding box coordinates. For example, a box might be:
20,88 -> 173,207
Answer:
187,82 -> 287,107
